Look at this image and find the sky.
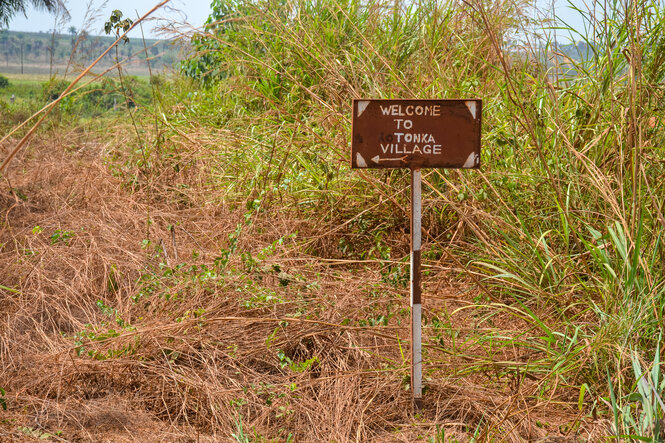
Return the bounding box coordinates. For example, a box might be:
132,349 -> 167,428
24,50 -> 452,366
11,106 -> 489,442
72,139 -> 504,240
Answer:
5,0 -> 589,40
5,0 -> 211,39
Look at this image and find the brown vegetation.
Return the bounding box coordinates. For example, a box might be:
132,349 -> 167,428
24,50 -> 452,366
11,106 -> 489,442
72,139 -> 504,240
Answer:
2,0 -> 664,440
0,124 -> 608,441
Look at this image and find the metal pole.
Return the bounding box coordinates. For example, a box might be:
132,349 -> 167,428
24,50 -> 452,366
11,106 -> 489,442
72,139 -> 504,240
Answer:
410,168 -> 422,412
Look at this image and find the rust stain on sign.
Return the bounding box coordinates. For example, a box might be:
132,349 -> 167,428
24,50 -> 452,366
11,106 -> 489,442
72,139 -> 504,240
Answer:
351,99 -> 482,169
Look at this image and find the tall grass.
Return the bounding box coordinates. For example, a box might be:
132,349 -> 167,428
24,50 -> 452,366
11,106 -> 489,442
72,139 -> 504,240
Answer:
176,0 -> 665,436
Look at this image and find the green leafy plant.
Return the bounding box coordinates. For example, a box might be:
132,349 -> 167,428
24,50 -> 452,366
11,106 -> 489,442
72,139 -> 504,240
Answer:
0,387 -> 7,411
17,426 -> 63,439
50,229 -> 75,245
103,10 -> 133,43
67,301 -> 136,359
277,349 -> 318,373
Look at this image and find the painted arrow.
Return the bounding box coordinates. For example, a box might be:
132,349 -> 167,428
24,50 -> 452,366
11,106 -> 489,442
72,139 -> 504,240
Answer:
371,155 -> 404,164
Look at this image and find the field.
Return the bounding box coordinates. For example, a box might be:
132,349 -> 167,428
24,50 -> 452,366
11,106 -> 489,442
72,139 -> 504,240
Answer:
0,63 -> 156,77
1,0 -> 664,441
0,30 -> 180,77
0,70 -> 156,130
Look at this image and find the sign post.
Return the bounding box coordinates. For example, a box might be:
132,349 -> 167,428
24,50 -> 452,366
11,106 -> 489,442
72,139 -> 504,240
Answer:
351,99 -> 481,412
410,167 -> 423,410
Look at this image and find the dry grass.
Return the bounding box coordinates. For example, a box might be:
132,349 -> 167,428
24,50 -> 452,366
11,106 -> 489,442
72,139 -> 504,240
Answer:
3,0 -> 659,439
1,0 -> 660,439
0,120 -> 610,442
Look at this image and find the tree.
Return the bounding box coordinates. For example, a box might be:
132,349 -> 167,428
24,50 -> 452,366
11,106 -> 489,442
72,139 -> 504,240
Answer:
33,38 -> 42,59
68,25 -> 76,47
0,0 -> 69,28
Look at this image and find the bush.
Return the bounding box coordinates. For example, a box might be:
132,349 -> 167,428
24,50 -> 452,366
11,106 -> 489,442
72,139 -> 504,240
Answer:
37,76 -> 153,116
0,74 -> 9,89
41,78 -> 70,102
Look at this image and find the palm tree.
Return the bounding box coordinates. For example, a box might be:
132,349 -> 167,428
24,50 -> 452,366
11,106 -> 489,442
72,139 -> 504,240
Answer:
33,38 -> 42,59
68,24 -> 76,50
0,0 -> 69,28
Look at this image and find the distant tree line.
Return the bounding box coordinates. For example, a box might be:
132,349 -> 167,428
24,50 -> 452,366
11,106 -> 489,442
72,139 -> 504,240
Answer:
0,30 -> 179,71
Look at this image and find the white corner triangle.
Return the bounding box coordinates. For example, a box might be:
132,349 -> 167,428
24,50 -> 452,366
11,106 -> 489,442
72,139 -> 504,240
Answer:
357,100 -> 370,117
371,155 -> 380,163
465,100 -> 477,119
356,152 -> 367,168
463,152 -> 479,168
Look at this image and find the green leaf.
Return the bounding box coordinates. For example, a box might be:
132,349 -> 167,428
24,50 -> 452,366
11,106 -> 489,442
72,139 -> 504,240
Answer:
578,383 -> 588,411
607,368 -> 620,439
624,392 -> 642,403
0,284 -> 21,294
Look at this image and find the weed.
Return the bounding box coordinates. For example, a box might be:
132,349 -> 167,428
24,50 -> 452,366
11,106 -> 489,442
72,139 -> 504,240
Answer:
276,349 -> 319,373
18,426 -> 61,439
65,300 -> 136,359
607,340 -> 665,440
231,414 -> 250,443
49,229 -> 75,245
427,425 -> 452,443
0,387 -> 6,411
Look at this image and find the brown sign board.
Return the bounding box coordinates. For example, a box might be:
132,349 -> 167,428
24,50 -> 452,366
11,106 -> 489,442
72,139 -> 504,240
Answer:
351,99 -> 482,169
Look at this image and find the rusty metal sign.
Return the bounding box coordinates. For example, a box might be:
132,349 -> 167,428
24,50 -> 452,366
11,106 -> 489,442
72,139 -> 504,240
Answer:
351,99 -> 482,169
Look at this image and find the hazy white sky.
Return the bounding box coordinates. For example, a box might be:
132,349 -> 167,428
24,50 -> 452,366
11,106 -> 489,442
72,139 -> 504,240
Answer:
5,0 -> 589,40
6,0 -> 210,38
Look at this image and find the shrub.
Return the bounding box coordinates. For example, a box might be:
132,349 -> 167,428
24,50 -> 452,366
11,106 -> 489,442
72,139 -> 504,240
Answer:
41,78 -> 70,102
0,74 -> 9,89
